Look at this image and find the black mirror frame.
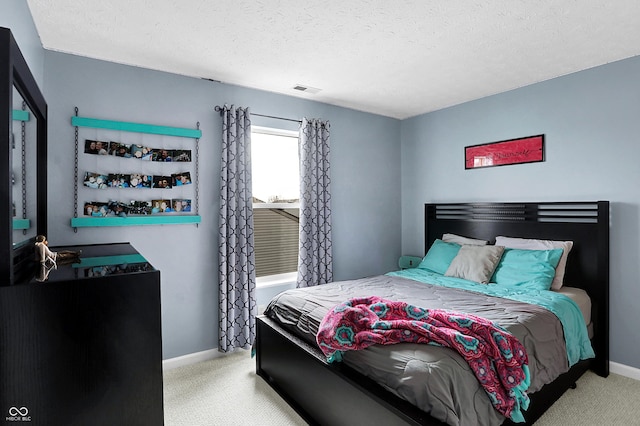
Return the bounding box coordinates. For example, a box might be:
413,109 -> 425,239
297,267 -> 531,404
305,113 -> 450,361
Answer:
1,27 -> 47,285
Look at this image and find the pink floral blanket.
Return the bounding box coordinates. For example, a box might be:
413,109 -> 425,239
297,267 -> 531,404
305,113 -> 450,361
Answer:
316,296 -> 531,422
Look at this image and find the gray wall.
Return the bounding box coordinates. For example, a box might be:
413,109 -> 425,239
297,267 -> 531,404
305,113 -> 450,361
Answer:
401,56 -> 640,369
0,0 -> 45,86
43,51 -> 401,359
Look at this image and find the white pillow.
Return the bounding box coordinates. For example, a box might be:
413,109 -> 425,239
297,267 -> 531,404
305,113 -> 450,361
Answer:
494,236 -> 573,290
442,233 -> 488,246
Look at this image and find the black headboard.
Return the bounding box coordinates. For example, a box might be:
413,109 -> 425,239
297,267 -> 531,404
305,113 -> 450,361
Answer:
425,201 -> 609,376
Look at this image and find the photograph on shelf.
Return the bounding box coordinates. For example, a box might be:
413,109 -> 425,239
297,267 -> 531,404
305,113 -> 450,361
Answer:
84,201 -> 109,216
172,199 -> 192,212
128,200 -> 152,215
83,172 -> 109,189
106,200 -> 129,217
173,150 -> 192,162
152,149 -> 173,162
109,142 -> 132,158
84,201 -> 129,217
131,144 -> 153,160
171,171 -> 192,186
82,198 -> 194,217
128,173 -> 153,188
84,140 -> 190,162
153,175 -> 172,189
151,199 -> 172,213
84,139 -> 109,155
108,173 -> 131,188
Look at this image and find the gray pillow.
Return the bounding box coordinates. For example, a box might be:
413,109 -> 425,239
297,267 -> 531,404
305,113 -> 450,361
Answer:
442,233 -> 488,246
444,245 -> 505,284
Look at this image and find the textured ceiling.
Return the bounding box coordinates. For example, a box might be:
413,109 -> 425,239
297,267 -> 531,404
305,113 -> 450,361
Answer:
26,0 -> 640,119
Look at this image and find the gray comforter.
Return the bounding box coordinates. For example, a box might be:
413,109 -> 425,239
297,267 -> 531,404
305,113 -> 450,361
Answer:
264,274 -> 569,426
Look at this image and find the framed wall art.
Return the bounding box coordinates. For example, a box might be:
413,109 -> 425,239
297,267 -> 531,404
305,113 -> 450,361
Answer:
465,134 -> 544,169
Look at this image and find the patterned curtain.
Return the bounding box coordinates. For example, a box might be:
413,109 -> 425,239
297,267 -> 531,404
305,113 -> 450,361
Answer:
218,105 -> 257,352
297,118 -> 333,288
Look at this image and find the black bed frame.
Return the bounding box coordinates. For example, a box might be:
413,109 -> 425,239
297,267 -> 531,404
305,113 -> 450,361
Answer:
256,201 -> 610,425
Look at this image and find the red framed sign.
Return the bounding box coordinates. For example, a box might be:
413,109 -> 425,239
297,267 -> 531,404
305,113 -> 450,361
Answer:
465,134 -> 545,169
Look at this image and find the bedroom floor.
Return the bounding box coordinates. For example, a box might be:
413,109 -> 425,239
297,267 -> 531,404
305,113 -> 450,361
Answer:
163,350 -> 640,426
534,369 -> 640,426
163,350 -> 306,425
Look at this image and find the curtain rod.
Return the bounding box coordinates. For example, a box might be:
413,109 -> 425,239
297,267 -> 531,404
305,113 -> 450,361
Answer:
214,106 -> 301,124
251,112 -> 302,124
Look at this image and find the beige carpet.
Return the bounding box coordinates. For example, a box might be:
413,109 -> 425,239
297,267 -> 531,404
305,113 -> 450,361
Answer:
163,350 -> 640,425
535,370 -> 640,426
163,350 -> 306,426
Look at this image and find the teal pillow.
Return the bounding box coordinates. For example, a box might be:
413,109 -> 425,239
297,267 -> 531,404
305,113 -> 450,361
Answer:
491,248 -> 564,290
418,239 -> 461,274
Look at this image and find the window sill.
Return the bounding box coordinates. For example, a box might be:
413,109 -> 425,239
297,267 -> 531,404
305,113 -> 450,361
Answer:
256,272 -> 297,288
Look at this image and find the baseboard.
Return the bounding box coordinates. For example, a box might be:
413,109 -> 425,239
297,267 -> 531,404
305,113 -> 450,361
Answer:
162,348 -> 222,371
610,361 -> 640,381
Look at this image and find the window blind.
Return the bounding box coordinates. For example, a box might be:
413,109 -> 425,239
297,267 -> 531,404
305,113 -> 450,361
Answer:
253,208 -> 299,277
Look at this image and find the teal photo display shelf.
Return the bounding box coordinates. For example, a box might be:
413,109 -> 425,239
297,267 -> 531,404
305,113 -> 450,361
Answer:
72,111 -> 201,228
71,116 -> 201,139
71,215 -> 202,228
12,109 -> 29,121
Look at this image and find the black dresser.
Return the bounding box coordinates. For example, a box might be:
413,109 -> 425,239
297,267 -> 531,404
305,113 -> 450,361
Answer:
0,242 -> 163,426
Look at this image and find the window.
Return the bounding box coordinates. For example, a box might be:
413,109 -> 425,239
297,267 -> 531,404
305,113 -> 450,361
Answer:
251,127 -> 300,283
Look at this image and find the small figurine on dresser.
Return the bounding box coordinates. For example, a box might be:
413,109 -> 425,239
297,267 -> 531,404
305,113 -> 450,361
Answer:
34,235 -> 81,267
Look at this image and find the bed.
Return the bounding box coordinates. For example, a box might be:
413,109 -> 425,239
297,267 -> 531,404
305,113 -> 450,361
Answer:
255,201 -> 609,425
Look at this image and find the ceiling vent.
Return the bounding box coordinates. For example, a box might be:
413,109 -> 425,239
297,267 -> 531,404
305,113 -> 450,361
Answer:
293,84 -> 321,94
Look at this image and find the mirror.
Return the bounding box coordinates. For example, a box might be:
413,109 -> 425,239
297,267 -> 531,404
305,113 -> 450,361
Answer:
1,27 -> 48,285
11,86 -> 37,246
